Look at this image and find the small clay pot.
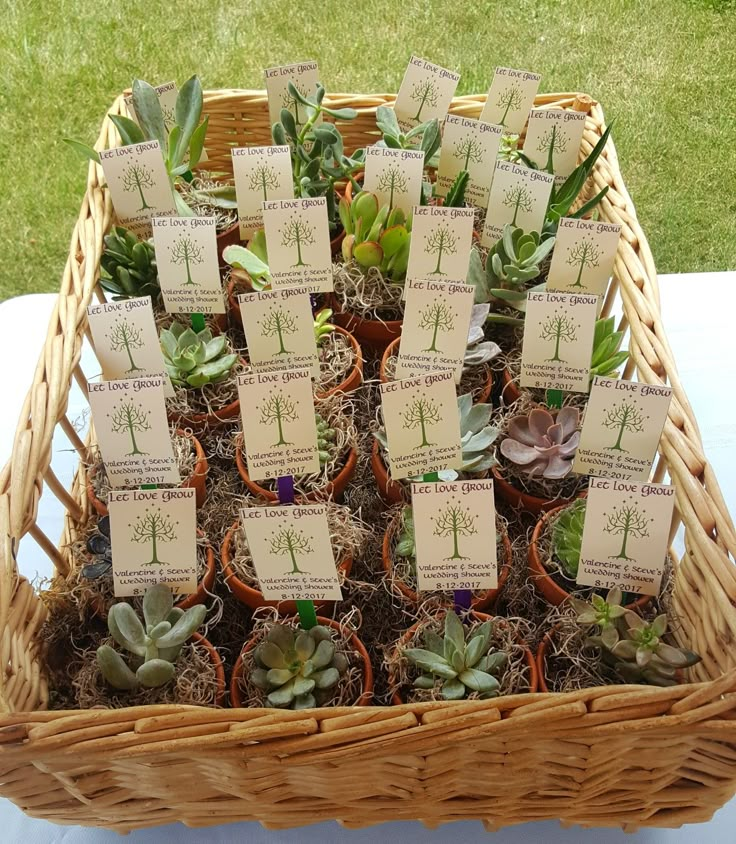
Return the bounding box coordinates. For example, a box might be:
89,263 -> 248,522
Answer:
166,360 -> 246,434
216,222 -> 241,270
176,535 -> 217,610
229,615 -> 373,708
492,466 -> 577,517
330,295 -> 402,354
191,632 -> 227,706
316,326 -> 364,399
536,627 -> 556,694
371,439 -> 408,504
501,368 -> 521,405
226,272 -> 250,328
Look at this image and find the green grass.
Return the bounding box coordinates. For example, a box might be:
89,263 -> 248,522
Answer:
1,0 -> 735,300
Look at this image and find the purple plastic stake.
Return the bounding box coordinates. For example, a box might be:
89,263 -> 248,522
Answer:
277,475 -> 295,504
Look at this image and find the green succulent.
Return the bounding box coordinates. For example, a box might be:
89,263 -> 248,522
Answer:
96,584 -> 207,690
443,170 -> 470,208
223,231 -> 271,291
314,309 -> 336,344
591,316 -> 629,380
551,498 -> 587,579
316,412 -> 337,465
374,105 -> 441,201
99,226 -> 160,301
404,611 -> 507,700
464,304 -> 501,368
497,133 -> 522,163
161,323 -> 237,388
250,623 -> 349,709
395,506 -> 416,559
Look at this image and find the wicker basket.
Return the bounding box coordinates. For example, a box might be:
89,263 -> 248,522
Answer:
1,89 -> 736,834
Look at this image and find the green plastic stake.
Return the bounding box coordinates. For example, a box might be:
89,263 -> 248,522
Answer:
546,389 -> 563,409
190,313 -> 206,332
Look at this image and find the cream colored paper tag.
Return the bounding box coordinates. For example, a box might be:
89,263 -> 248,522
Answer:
151,216 -> 225,314
435,115 -> 503,207
577,478 -> 675,596
88,375 -> 180,487
547,218 -> 622,298
264,61 -> 321,131
231,145 -> 294,238
262,198 -> 333,293
393,56 -> 460,133
240,503 -> 342,602
521,291 -> 598,393
574,378 -> 672,480
411,479 -> 498,591
522,108 -> 587,181
481,162 -> 554,247
238,288 -> 319,378
396,279 -> 475,382
407,206 -> 475,283
380,371 -> 462,480
363,146 -> 424,215
480,67 -> 541,134
99,142 -> 176,239
237,368 -> 319,481
108,488 -> 197,597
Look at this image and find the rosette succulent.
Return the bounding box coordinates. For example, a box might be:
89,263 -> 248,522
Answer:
551,498 -> 586,578
500,406 -> 580,479
340,191 -> 412,282
100,227 -> 159,301
161,323 -> 237,388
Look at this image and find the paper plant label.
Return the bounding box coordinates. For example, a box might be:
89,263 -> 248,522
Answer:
240,503 -> 342,602
406,206 -> 475,284
411,479 -> 498,591
481,162 -> 554,247
435,115 -> 503,207
151,216 -> 225,314
396,279 -> 475,382
108,488 -> 197,597
238,288 -> 318,378
99,141 -> 175,239
363,146 -> 424,215
577,478 -> 675,596
265,60 -> 321,132
380,371 -> 462,480
237,368 -> 319,481
522,108 -> 587,181
231,145 -> 294,238
262,198 -> 332,293
393,56 -> 460,133
480,67 -> 542,134
574,378 -> 673,480
521,291 -> 598,393
546,218 -> 622,297
88,375 -> 179,487
87,296 -> 173,397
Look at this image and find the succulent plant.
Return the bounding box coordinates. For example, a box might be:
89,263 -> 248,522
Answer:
82,516 -> 112,580
570,588 -> 628,650
249,623 -> 349,709
500,406 -> 581,479
314,308 -> 337,344
464,304 -> 501,368
488,225 -> 556,291
551,498 -> 586,579
223,232 -> 271,291
395,505 -> 416,560
100,227 -> 160,301
404,611 -> 507,700
590,316 -> 629,380
96,584 -> 207,690
443,170 -> 470,208
315,412 -> 337,465
497,133 -> 522,163
374,105 -> 442,189
161,323 -> 237,388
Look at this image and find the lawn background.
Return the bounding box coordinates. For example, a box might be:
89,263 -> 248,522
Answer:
1,0 -> 735,301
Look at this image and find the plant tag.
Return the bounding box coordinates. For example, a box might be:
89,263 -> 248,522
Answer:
396,279 -> 475,382
238,288 -> 319,378
546,217 -> 622,297
240,503 -> 342,602
99,141 -> 175,239
574,378 -> 672,480
237,368 -> 319,481
231,145 -> 294,238
411,479 -> 498,591
380,371 -> 462,480
520,291 -> 598,393
262,197 -> 333,293
264,60 -> 322,132
522,108 -> 587,181
108,487 -> 196,596
481,162 -> 554,247
363,146 -> 425,215
393,55 -> 460,133
88,375 -> 180,487
435,115 -> 503,206
407,206 -> 475,284
151,216 -> 224,313
577,478 -> 675,596
87,296 -> 173,397
480,67 -> 542,134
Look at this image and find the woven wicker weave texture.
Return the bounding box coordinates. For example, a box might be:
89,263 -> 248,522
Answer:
0,90 -> 735,833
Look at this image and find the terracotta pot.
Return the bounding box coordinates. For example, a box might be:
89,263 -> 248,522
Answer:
177,535 -> 217,610
371,439 -> 408,504
492,466 -> 577,516
501,367 -> 521,405
166,359 -> 246,434
191,632 -> 227,706
229,615 -> 373,708
330,295 -> 402,354
216,222 -> 241,269
330,225 -> 345,258
388,610 -> 538,705
226,273 -> 250,328
220,520 -> 353,615
536,627 -> 556,694
316,325 -> 364,399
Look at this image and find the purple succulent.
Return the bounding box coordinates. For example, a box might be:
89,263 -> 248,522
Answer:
500,407 -> 580,479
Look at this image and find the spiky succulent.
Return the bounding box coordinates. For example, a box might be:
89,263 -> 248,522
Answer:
315,412 -> 337,465
96,584 -> 207,690
100,227 -> 159,301
223,232 -> 272,291
340,191 -> 412,282
249,623 -> 349,709
82,516 -> 112,580
314,309 -> 337,344
161,323 -> 237,388
590,316 -> 629,380
404,611 -> 507,700
464,303 -> 501,368
551,498 -> 586,578
443,170 -> 470,208
500,406 -> 580,479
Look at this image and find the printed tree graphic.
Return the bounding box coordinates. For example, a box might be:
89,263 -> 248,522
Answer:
107,319 -> 144,372
453,135 -> 484,170
604,500 -> 652,561
418,301 -> 455,352
281,80 -> 310,124
603,399 -> 647,452
566,237 -> 602,288
433,501 -> 477,560
108,399 -> 151,456
410,79 -> 439,121
161,104 -> 176,129
377,165 -> 409,212
248,163 -> 280,201
540,310 -> 578,362
402,393 -> 442,449
269,526 -> 313,574
169,234 -> 204,286
122,163 -> 155,211
130,509 -> 178,566
425,224 -> 458,275
259,392 -> 298,446
259,306 -> 298,355
536,124 -> 568,161
495,84 -> 523,126
280,215 -> 315,267
502,184 -> 533,226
